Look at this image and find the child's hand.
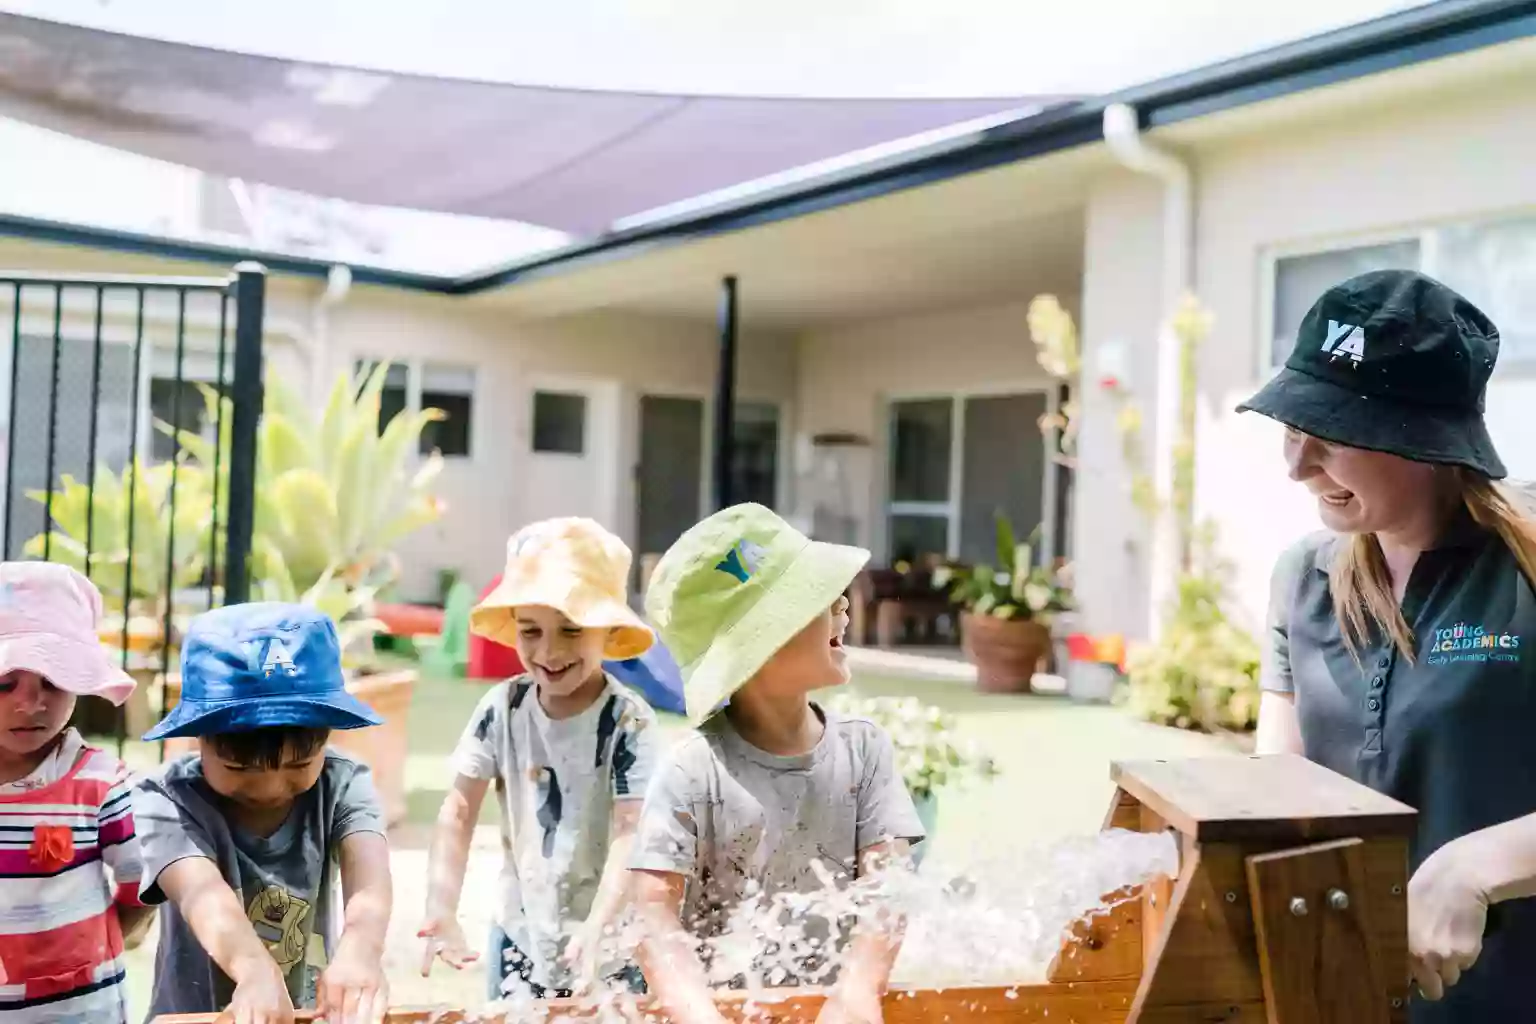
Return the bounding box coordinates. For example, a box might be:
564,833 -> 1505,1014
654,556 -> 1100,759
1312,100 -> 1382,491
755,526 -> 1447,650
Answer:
317,940 -> 388,1024
417,915 -> 479,975
561,922 -> 605,993
221,955 -> 295,1024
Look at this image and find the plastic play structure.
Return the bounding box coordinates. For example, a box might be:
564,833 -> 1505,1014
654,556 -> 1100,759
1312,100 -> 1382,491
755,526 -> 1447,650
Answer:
153,752 -> 1416,1023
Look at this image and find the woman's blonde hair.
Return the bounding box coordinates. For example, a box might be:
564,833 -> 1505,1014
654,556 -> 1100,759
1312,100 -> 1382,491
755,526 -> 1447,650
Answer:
1332,471 -> 1536,662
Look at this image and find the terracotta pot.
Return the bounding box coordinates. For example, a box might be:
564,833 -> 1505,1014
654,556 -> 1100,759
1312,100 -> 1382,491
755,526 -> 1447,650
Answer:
960,611 -> 1052,694
159,667 -> 417,828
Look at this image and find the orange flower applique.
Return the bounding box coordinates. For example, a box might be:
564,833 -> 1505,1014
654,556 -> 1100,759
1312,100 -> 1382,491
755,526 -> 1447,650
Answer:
29,824 -> 74,872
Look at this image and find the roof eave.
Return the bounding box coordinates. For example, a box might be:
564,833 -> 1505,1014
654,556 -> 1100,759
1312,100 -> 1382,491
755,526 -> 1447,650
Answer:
3,0 -> 1533,295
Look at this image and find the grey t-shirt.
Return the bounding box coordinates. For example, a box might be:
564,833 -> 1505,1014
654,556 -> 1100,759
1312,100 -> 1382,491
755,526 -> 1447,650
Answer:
453,674 -> 659,991
629,703 -> 925,988
133,750 -> 385,1020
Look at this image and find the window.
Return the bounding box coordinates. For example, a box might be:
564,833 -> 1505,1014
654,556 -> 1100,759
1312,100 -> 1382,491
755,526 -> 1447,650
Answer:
418,362 -> 474,458
354,358 -> 475,458
532,391 -> 586,454
1271,240 -> 1420,367
729,402 -> 780,509
354,360 -> 410,434
150,377 -> 227,462
1268,211 -> 1536,369
1434,214 -> 1536,366
883,393 -> 1048,566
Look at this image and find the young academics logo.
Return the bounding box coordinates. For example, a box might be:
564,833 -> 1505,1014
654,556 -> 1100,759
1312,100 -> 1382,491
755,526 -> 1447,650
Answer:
1426,621 -> 1521,666
1320,319 -> 1365,367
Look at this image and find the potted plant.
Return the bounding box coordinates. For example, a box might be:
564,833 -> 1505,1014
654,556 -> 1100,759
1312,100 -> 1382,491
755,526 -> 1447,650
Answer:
824,693 -> 997,863
932,511 -> 1073,693
159,364 -> 447,824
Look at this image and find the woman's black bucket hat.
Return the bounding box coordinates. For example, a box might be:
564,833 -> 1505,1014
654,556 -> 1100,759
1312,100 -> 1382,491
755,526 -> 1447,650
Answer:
1236,268 -> 1507,479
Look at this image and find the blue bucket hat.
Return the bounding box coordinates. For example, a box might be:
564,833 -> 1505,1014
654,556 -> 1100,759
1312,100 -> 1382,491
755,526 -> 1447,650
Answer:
143,602 -> 383,741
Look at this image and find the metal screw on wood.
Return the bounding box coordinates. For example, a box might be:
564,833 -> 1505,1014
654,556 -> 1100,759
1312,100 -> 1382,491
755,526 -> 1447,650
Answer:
1289,897 -> 1308,916
1392,999 -> 1404,1009
1392,884 -> 1403,895
1225,891 -> 1237,903
1328,888 -> 1350,910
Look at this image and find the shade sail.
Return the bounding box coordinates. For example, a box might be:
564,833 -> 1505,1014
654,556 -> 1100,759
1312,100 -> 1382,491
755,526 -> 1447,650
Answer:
0,12 -> 1061,236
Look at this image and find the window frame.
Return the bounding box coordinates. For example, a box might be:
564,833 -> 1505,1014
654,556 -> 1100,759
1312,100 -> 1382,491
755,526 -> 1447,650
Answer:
352,356 -> 478,460
878,382 -> 1057,566
1258,206 -> 1536,380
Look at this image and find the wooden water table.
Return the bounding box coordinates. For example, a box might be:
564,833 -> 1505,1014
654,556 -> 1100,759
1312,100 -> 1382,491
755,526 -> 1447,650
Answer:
153,753 -> 1418,1024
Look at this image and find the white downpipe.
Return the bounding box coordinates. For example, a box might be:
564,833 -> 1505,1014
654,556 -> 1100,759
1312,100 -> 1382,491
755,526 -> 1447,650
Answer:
308,264 -> 353,406
1102,103 -> 1193,640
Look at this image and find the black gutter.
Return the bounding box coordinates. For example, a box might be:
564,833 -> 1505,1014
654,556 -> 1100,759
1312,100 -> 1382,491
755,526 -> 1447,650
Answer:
0,212 -> 457,292
1,1 -> 1531,295
451,0 -> 1536,295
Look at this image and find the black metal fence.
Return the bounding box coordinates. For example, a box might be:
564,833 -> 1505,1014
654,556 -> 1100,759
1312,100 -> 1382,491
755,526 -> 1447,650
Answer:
0,262 -> 265,749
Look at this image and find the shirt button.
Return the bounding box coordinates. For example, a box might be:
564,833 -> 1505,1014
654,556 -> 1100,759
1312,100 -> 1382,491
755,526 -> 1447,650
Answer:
1378,655 -> 1390,669
1367,697 -> 1381,712
1371,675 -> 1384,689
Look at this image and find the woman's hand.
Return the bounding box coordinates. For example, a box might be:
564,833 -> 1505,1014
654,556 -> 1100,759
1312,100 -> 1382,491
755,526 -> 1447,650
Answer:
1408,838 -> 1491,1001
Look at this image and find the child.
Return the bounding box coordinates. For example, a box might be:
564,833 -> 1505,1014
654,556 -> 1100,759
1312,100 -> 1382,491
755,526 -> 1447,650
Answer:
133,602 -> 393,1024
629,504 -> 926,1024
419,518 -> 661,1002
0,562 -> 148,1023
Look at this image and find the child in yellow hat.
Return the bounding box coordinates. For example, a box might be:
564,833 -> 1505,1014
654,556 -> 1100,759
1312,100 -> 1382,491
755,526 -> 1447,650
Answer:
628,503 -> 925,1024
418,518 -> 660,1002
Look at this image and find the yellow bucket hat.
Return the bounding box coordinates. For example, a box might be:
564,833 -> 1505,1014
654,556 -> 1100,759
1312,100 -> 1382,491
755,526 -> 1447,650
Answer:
470,518 -> 655,661
644,503 -> 869,726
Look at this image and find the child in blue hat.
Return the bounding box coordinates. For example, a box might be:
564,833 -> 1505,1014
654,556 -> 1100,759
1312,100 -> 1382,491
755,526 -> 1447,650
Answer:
133,602 -> 392,1024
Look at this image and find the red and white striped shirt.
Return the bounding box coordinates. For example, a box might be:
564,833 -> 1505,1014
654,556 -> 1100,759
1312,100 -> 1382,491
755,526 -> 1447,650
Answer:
0,730 -> 143,1022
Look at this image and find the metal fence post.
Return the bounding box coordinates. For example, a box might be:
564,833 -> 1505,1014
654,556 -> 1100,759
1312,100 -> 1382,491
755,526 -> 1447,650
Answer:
712,275 -> 738,512
222,262 -> 266,605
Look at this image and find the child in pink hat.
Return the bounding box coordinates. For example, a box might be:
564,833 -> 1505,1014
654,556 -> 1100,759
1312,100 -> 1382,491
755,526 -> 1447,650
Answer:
0,561 -> 150,1023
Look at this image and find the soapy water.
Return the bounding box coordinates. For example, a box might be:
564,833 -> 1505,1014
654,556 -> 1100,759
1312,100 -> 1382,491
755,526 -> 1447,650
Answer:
443,827 -> 1178,1022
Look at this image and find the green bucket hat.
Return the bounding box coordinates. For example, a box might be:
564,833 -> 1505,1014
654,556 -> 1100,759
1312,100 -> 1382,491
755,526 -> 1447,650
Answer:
644,503 -> 870,727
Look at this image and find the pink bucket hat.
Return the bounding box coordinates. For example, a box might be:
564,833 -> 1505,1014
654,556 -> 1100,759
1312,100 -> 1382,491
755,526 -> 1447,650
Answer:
0,562 -> 137,706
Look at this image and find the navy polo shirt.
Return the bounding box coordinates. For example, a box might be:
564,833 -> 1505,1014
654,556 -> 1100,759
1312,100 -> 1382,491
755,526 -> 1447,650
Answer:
1263,513 -> 1536,1022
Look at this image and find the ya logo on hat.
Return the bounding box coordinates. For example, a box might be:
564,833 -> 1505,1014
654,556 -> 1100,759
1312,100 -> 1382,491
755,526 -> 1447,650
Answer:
715,539 -> 767,584
1321,319 -> 1365,366
261,638 -> 299,678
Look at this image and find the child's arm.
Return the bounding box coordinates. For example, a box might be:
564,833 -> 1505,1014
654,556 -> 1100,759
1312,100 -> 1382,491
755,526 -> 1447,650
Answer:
97,760 -> 154,946
134,770 -> 294,1023
632,868 -> 728,1024
318,830 -> 393,1024
626,735 -> 725,1023
815,725 -> 928,1024
565,798 -> 642,987
817,840 -> 912,1024
419,773 -> 490,973
566,704 -> 661,986
157,856 -> 295,1024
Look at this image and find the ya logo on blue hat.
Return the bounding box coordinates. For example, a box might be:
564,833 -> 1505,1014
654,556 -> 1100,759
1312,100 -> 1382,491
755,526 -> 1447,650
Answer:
142,602 -> 383,741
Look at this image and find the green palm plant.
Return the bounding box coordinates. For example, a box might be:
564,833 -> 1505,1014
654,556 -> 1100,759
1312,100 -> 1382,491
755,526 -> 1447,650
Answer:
164,362 -> 447,655
22,458 -> 213,611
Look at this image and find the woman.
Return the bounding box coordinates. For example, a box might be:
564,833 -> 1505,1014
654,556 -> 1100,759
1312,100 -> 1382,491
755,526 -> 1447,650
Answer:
1240,268 -> 1536,1021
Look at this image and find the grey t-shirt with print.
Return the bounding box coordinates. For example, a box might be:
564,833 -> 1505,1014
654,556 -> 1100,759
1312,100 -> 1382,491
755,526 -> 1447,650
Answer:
133,750 -> 385,1020
629,703 -> 925,988
452,674 -> 659,991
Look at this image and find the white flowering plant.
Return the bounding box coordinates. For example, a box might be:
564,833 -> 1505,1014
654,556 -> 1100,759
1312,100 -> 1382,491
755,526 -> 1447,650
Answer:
826,694 -> 1000,801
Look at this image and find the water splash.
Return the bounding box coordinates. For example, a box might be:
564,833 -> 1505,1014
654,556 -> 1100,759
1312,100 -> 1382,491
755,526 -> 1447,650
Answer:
442,827 -> 1177,1022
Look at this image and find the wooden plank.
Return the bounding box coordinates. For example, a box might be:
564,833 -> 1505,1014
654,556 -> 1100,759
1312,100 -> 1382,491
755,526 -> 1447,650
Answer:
1048,884 -> 1144,982
1103,786 -> 1143,831
1110,756 -> 1416,844
1129,844 -> 1266,1021
149,980 -> 1144,1024
1245,838 -> 1388,1024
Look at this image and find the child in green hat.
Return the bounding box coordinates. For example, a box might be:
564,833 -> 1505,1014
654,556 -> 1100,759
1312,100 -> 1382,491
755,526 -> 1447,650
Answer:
629,503 -> 925,1024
